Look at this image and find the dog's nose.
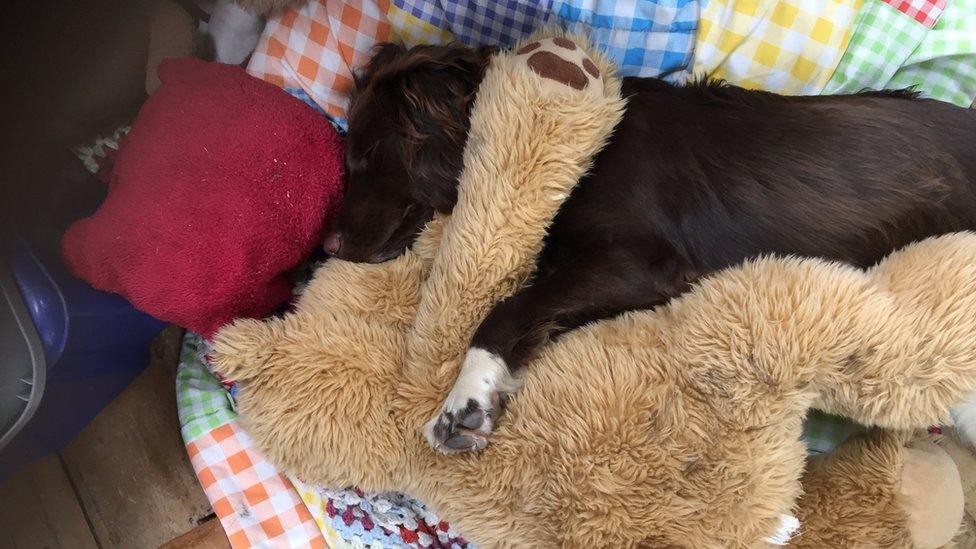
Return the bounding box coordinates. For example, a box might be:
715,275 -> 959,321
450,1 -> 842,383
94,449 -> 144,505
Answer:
323,231 -> 343,255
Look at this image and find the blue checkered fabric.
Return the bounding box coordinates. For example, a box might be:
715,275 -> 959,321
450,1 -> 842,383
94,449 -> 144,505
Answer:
391,0 -> 698,80
284,87 -> 348,134
393,0 -> 554,48
552,0 -> 698,78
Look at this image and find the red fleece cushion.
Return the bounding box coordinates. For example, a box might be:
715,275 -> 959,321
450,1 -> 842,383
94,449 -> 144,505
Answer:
63,58 -> 344,337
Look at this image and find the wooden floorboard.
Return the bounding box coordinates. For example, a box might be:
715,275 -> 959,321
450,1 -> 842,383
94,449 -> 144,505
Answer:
0,454 -> 98,549
159,517 -> 230,549
60,325 -> 213,548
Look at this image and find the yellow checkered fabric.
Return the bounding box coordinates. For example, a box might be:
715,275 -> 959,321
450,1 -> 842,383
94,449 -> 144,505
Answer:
291,483 -> 351,549
694,0 -> 863,94
387,4 -> 455,48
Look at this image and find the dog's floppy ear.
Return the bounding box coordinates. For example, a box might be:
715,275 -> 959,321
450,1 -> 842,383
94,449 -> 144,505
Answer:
410,158 -> 460,212
352,42 -> 497,213
354,42 -> 405,90
395,43 -> 493,123
396,44 -> 496,212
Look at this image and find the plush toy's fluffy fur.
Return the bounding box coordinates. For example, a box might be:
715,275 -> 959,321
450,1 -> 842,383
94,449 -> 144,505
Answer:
212,34 -> 974,547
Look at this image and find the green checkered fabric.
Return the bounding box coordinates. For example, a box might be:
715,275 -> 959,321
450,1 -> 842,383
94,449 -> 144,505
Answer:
827,0 -> 976,107
802,410 -> 868,454
887,0 -> 976,107
826,1 -> 927,96
176,331 -> 237,443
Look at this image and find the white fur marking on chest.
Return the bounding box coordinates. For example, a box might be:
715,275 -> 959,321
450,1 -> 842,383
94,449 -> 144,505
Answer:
765,514 -> 800,545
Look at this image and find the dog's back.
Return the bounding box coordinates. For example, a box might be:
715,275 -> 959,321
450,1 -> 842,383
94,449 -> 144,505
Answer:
549,78 -> 976,272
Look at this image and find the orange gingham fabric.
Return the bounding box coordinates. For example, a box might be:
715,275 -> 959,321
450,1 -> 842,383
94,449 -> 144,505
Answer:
247,0 -> 393,123
186,422 -> 327,548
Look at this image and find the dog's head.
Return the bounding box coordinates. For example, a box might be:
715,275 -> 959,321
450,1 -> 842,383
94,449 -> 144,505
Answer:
324,42 -> 494,263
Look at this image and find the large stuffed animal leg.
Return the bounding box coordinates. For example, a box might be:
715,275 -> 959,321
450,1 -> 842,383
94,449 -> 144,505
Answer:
793,430 -> 963,549
812,234 -> 976,435
209,248 -> 430,488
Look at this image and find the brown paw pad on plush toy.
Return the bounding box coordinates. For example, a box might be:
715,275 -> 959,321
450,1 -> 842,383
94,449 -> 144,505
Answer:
517,37 -> 603,91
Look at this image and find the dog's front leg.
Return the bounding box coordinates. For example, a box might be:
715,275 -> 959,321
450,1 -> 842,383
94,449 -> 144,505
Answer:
424,247 -> 694,453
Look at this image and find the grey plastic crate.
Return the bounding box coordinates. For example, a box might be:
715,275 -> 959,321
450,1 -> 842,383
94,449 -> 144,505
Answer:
0,258 -> 45,451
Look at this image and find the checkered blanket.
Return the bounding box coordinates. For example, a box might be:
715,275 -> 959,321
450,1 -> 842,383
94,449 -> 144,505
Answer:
247,0 -> 699,127
694,0 -> 863,95
694,0 -> 976,103
178,332 -> 472,548
251,0 -> 974,132
178,334 -> 324,548
826,0 -> 976,106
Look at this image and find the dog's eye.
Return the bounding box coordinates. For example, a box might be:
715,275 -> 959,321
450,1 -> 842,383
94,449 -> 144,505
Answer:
347,156 -> 366,173
348,143 -> 378,171
394,204 -> 416,224
364,141 -> 379,158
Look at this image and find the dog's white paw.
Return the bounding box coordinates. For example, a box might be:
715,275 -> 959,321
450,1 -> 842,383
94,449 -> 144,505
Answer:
424,348 -> 519,453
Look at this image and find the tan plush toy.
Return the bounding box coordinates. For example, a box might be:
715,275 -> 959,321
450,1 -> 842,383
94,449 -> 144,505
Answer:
211,33 -> 973,547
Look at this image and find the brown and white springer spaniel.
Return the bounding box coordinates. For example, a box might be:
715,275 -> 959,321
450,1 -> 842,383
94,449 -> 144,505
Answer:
326,39 -> 976,453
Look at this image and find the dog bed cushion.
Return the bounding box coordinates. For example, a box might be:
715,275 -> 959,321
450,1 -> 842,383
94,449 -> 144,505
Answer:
62,58 -> 345,337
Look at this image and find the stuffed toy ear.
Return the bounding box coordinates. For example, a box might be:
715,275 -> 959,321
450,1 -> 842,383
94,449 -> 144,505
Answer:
794,429 -> 963,549
899,439 -> 965,548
